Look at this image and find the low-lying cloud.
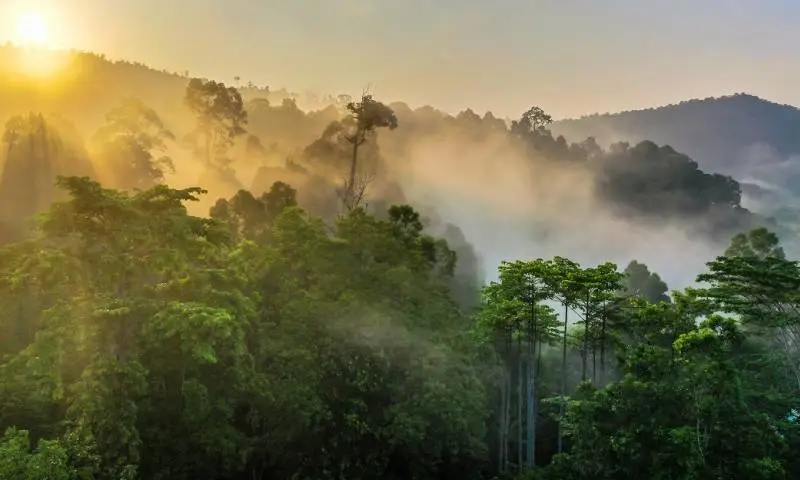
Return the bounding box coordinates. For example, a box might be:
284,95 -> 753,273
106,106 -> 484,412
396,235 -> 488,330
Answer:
390,130 -> 724,290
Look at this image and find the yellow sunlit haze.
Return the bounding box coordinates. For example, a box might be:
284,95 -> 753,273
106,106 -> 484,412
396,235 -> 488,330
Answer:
15,12 -> 49,46
8,11 -> 71,80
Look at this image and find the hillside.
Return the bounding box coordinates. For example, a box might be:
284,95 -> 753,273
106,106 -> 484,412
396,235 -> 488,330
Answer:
5,46 -> 798,201
552,94 -> 800,204
0,45 -> 317,135
0,45 -> 785,287
2,44 -> 800,480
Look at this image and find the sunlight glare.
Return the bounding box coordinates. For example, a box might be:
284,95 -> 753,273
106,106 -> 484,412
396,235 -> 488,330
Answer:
15,12 -> 49,46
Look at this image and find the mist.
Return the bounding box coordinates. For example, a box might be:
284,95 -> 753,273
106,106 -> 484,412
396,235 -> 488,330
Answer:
0,45 -> 760,297
388,126 -> 724,290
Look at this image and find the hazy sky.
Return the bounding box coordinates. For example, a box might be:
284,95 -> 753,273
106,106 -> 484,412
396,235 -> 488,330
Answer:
2,0 -> 800,118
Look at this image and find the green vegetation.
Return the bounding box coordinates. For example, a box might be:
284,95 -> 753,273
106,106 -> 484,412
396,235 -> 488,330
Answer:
1,52 -> 800,478
3,173 -> 799,478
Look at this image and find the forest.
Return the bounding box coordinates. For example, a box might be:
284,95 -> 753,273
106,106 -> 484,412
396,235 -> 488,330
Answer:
1,49 -> 799,479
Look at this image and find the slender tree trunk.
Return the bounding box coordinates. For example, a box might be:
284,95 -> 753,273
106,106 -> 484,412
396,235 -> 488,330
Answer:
527,341 -> 535,468
590,294 -> 597,384
534,337 -> 543,464
776,327 -> 800,391
559,303 -> 568,454
527,289 -> 537,468
693,388 -> 706,465
504,358 -> 511,472
347,134 -> 362,210
497,362 -> 508,473
582,298 -> 589,382
517,338 -> 523,473
501,326 -> 512,474
600,306 -> 607,385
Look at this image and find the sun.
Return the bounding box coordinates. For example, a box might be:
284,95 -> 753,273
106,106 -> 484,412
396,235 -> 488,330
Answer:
15,12 -> 49,46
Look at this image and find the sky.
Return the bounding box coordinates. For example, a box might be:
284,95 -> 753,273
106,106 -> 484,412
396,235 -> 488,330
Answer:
1,0 -> 800,118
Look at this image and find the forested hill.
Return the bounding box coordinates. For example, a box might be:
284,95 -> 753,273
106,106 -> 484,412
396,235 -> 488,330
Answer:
0,45 -> 784,286
0,45 -> 308,131
552,94 -> 800,197
4,45 -> 800,480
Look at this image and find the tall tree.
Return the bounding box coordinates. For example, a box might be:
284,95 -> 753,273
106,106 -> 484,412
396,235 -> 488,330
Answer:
184,78 -> 248,171
0,114 -> 60,217
478,259 -> 561,473
539,256 -> 581,455
341,93 -> 397,211
697,227 -> 800,390
92,98 -> 175,191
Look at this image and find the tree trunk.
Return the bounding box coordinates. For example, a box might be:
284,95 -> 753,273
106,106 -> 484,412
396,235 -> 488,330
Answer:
527,342 -> 535,468
501,326 -> 512,473
347,135 -> 361,210
517,338 -> 523,473
558,303 -> 568,454
499,357 -> 508,473
536,337 -> 543,461
582,299 -> 589,382
600,306 -> 607,385
525,289 -> 537,469
776,326 -> 800,391
504,358 -> 512,472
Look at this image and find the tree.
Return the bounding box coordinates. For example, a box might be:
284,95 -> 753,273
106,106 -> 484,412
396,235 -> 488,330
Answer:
341,93 -> 398,211
184,78 -> 248,171
622,260 -> 670,304
515,106 -> 553,135
92,98 -> 175,191
6,76 -> 800,479
595,141 -> 749,240
552,298 -> 790,479
0,113 -> 95,236
0,114 -> 61,221
538,256 -> 582,455
570,263 -> 624,384
0,428 -> 74,480
209,181 -> 298,242
725,226 -> 786,259
477,259 -> 562,473
696,227 -> 800,391
0,176 -> 256,479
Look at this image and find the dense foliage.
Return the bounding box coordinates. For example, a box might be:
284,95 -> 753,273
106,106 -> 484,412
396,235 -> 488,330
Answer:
1,57 -> 799,479
0,176 -> 487,479
3,173 -> 800,479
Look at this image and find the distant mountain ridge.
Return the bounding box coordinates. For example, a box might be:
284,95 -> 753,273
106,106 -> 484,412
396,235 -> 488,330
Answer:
552,94 -> 800,203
